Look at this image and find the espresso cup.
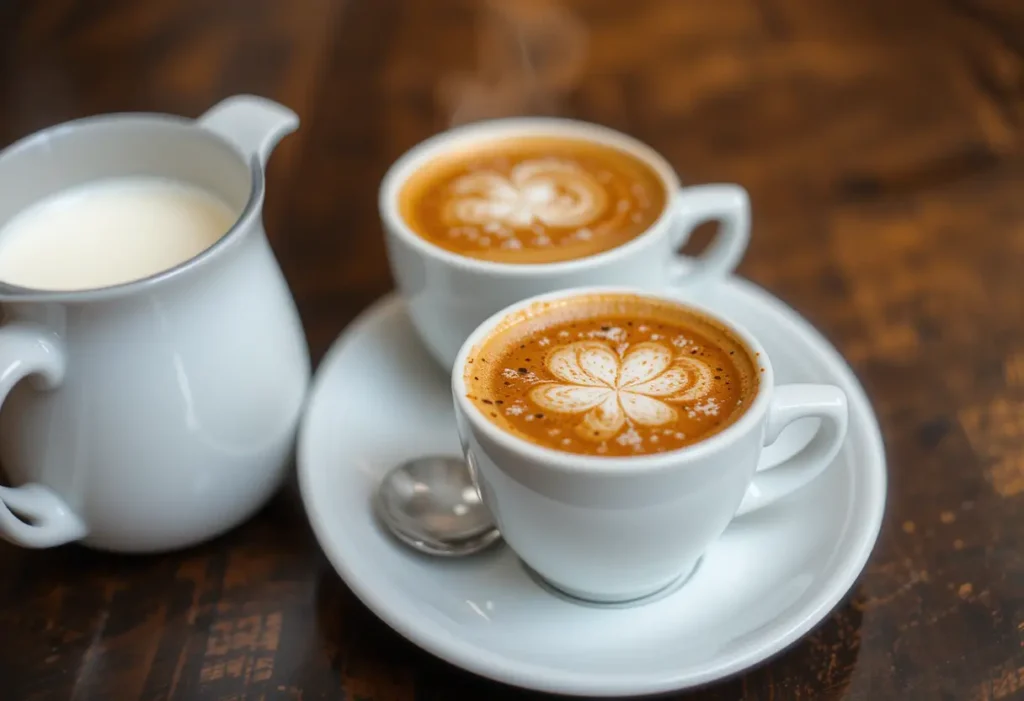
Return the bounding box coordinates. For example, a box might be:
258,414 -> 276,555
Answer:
452,287 -> 848,603
380,118 -> 750,370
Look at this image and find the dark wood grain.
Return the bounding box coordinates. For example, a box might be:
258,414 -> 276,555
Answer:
1,0 -> 1022,698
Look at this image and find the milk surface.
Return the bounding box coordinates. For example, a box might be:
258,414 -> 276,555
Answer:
0,177 -> 236,291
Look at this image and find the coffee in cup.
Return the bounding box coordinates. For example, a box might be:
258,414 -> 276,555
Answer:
463,292 -> 759,457
398,136 -> 668,264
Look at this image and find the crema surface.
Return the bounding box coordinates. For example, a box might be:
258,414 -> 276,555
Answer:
465,294 -> 760,457
399,137 -> 667,264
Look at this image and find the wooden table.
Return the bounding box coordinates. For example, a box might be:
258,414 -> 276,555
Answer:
1,0 -> 1022,698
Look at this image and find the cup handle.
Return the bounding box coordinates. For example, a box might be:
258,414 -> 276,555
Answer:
669,185 -> 750,287
734,384 -> 849,517
0,324 -> 87,548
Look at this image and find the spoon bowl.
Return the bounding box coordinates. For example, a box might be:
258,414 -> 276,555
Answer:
376,455 -> 502,557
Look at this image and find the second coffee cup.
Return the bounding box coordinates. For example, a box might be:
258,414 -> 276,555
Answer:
380,118 -> 751,370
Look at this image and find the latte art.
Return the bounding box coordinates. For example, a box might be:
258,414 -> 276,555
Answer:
445,158 -> 608,230
465,294 -> 759,457
529,341 -> 714,441
398,136 -> 667,264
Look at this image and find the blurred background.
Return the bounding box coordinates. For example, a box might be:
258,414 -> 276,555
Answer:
3,0 -> 1018,360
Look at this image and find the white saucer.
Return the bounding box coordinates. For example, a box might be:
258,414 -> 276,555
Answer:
297,279 -> 887,697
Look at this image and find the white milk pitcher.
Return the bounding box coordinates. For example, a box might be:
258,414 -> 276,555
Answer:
0,95 -> 311,553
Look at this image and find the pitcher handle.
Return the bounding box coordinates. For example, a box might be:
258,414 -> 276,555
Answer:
197,95 -> 299,167
0,324 -> 87,547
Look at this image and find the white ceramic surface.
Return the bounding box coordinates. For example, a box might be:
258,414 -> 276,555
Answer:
380,117 -> 750,370
0,95 -> 311,553
452,286 -> 849,603
297,280 -> 887,697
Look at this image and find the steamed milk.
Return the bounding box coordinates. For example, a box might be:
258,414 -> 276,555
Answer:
0,177 -> 236,291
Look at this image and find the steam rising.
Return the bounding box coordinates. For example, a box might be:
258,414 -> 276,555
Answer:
438,0 -> 588,126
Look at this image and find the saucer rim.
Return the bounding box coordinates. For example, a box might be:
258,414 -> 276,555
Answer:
297,280 -> 887,697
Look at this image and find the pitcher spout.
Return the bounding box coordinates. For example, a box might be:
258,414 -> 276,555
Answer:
197,95 -> 299,168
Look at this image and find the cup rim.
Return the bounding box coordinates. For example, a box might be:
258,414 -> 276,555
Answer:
0,113 -> 261,304
452,286 -> 774,474
379,117 -> 682,277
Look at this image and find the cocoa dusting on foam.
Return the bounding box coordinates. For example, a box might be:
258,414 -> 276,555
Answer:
398,137 -> 667,264
466,294 -> 759,457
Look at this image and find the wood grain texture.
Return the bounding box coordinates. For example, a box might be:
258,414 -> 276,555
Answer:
1,0 -> 1022,698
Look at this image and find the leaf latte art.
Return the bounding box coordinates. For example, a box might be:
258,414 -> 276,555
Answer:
397,136 -> 667,264
465,295 -> 758,457
444,159 -> 608,229
529,341 -> 713,441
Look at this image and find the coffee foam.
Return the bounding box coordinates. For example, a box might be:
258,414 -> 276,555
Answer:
445,157 -> 609,230
398,136 -> 667,264
465,294 -> 760,457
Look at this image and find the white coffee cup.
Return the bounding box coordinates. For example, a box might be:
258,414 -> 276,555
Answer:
0,96 -> 310,553
452,287 -> 849,603
380,118 -> 750,371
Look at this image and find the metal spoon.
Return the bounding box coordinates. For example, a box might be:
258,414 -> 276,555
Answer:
375,455 -> 502,557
